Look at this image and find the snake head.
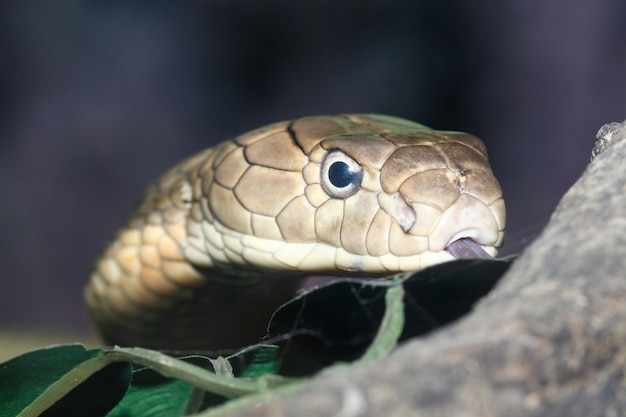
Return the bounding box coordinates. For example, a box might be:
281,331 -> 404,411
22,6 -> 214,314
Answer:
299,114 -> 505,272
196,114 -> 505,274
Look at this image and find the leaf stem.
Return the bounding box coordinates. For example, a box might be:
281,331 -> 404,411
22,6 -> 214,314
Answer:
358,284 -> 405,362
103,347 -> 296,398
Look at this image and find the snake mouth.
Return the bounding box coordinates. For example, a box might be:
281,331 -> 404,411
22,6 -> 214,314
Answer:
445,237 -> 493,259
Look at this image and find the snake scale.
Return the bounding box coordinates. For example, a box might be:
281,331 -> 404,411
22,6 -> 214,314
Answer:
85,114 -> 505,351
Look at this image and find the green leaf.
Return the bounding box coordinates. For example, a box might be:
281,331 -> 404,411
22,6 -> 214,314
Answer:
108,368 -> 194,417
107,356 -> 226,417
238,345 -> 281,378
265,278 -> 393,374
401,258 -> 511,332
357,283 -> 405,363
0,344 -> 131,417
100,347 -> 293,398
0,344 -> 297,417
265,258 -> 511,375
0,258 -> 512,416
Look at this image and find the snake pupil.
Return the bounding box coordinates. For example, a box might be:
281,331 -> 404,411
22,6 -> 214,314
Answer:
328,161 -> 353,188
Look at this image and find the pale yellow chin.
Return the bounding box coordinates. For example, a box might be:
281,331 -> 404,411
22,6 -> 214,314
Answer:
333,249 -> 457,273
195,220 -> 469,275
194,216 -> 500,278
251,240 -> 460,274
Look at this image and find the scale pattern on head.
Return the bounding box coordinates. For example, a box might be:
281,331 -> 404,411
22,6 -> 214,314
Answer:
183,114 -> 505,274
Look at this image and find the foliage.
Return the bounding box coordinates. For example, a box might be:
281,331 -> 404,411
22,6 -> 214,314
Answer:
0,259 -> 510,417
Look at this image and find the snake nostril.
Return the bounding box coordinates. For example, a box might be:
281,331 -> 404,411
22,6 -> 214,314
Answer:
455,169 -> 467,193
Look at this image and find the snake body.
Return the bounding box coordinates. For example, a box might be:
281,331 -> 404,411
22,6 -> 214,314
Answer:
85,114 -> 505,350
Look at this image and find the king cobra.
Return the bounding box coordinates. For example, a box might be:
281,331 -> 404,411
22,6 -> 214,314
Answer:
85,114 -> 505,351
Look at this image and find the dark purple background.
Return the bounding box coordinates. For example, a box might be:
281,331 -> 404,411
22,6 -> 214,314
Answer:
1,1 -> 625,333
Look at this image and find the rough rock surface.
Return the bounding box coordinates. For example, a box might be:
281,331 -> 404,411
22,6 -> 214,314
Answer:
219,121 -> 626,417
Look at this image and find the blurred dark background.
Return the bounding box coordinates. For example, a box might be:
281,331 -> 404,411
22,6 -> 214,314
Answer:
0,1 -> 624,335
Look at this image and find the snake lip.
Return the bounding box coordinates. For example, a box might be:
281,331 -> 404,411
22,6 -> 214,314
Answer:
445,237 -> 493,259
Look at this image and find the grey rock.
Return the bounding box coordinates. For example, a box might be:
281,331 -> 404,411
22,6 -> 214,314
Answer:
592,121 -> 625,161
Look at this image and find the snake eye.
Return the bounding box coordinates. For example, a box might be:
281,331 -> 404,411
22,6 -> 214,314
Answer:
320,150 -> 363,199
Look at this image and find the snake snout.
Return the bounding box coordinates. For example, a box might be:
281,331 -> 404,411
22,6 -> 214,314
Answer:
422,192 -> 502,257
377,190 -> 501,265
386,166 -> 504,259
